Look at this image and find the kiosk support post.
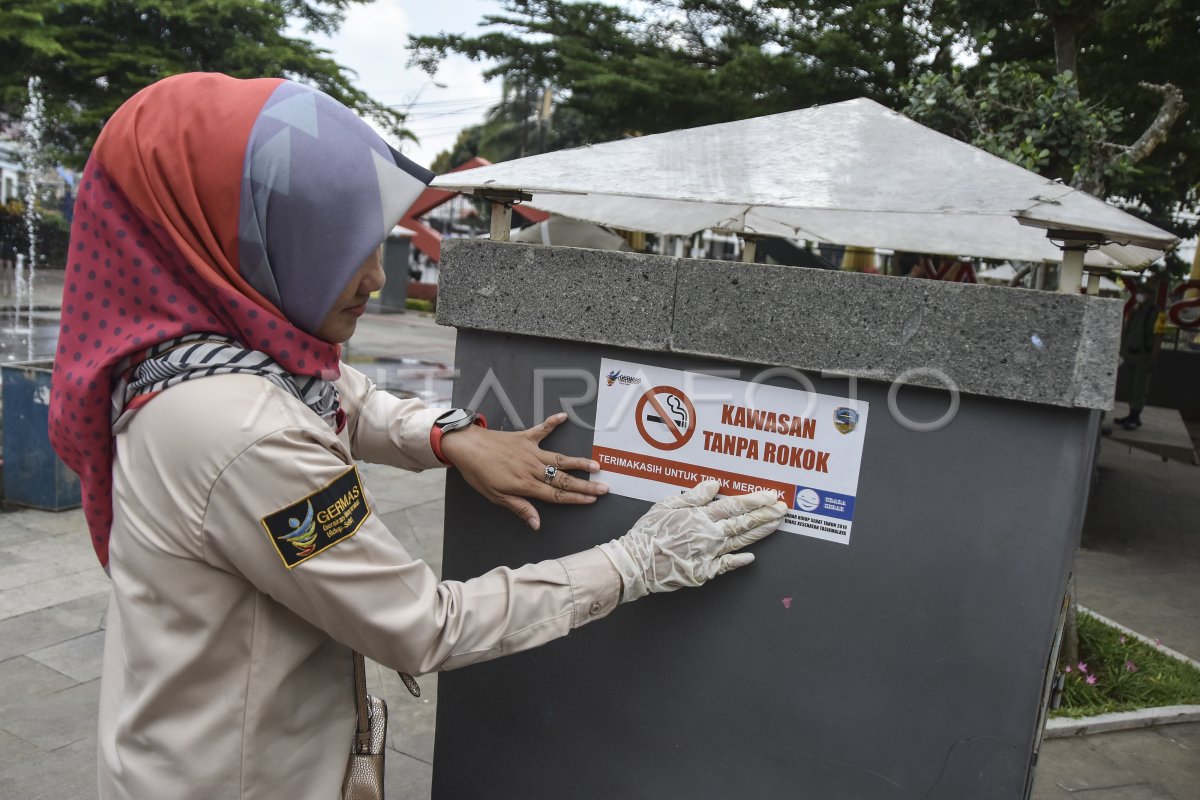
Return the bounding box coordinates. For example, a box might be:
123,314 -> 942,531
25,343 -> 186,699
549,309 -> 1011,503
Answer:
475,188 -> 533,245
489,201 -> 511,242
1060,246 -> 1085,295
741,235 -> 757,263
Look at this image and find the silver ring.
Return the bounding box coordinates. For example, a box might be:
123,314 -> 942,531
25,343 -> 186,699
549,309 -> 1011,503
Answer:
543,465 -> 557,484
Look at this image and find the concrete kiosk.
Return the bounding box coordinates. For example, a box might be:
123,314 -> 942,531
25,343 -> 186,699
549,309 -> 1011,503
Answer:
430,240 -> 1122,799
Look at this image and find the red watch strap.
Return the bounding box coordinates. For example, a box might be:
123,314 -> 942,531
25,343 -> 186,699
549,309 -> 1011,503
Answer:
430,413 -> 488,466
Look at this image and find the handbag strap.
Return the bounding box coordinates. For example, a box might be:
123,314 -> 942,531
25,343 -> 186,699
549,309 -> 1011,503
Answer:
352,651 -> 371,753
351,651 -> 422,753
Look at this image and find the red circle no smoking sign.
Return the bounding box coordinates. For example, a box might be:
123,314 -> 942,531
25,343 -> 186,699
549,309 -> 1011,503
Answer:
634,385 -> 696,451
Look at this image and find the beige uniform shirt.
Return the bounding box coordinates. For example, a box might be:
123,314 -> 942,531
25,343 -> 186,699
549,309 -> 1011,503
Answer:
98,364 -> 620,799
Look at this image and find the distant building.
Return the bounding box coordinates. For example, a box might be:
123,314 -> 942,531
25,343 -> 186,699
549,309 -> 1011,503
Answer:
0,137 -> 70,206
0,139 -> 21,204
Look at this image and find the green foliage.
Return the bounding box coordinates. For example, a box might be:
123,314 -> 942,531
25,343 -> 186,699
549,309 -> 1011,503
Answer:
413,0 -> 1197,253
1052,611 -> 1200,718
0,0 -> 410,168
411,0 -> 660,156
1078,0 -> 1200,239
409,0 -> 953,163
431,126 -> 485,174
904,65 -> 1131,190
918,0 -> 1200,245
404,297 -> 434,313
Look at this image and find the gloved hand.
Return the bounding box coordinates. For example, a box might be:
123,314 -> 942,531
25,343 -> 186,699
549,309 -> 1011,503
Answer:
598,480 -> 787,603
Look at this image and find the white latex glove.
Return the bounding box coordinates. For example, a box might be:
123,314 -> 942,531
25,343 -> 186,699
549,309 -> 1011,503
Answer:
598,480 -> 787,603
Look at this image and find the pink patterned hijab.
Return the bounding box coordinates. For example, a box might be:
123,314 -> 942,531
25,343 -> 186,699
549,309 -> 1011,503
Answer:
49,73 -> 432,567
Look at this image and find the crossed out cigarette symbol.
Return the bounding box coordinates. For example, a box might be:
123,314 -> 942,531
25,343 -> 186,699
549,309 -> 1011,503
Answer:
634,385 -> 697,451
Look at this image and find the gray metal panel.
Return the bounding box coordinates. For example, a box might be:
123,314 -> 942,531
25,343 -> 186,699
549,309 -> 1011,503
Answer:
432,330 -> 1087,800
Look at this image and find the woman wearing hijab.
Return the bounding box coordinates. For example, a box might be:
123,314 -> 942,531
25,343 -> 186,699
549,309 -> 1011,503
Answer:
50,73 -> 785,799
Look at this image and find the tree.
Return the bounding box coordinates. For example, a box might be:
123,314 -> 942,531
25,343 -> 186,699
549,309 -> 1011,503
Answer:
0,0 -> 410,167
415,0 -> 1195,258
908,0 -> 1196,245
904,65 -> 1136,195
1078,0 -> 1197,239
408,0 -> 955,163
409,0 -> 665,157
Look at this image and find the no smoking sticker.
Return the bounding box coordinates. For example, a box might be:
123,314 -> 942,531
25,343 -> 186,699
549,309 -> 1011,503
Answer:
634,386 -> 696,451
593,357 -> 869,545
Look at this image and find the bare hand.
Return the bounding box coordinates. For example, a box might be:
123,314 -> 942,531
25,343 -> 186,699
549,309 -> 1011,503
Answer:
440,413 -> 609,530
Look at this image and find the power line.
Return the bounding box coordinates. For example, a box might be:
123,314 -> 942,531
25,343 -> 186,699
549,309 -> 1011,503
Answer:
404,103 -> 498,122
409,122 -> 491,138
366,83 -> 498,95
394,96 -> 502,109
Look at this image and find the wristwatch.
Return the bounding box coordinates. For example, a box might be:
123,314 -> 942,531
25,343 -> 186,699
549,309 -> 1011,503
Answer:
430,408 -> 487,465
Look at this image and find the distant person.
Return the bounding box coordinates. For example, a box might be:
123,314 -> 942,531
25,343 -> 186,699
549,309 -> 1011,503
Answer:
48,73 -> 786,799
1113,287 -> 1160,429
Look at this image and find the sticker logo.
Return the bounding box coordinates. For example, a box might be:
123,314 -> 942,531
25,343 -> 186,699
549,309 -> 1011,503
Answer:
606,370 -> 642,387
261,466 -> 370,568
833,407 -> 860,434
795,488 -> 821,512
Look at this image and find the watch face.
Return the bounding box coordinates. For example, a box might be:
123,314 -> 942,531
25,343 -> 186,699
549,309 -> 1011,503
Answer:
437,408 -> 474,430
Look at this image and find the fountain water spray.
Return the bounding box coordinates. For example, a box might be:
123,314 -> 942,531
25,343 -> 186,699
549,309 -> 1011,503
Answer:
17,76 -> 45,362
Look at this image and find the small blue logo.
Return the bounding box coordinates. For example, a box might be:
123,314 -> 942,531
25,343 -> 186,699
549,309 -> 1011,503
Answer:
793,486 -> 856,521
833,407 -> 859,434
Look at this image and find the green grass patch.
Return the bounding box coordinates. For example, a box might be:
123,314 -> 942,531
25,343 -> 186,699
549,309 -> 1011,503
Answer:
1051,611 -> 1200,718
405,298 -> 434,313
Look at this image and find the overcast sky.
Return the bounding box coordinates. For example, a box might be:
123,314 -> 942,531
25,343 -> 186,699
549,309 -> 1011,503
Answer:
299,0 -> 509,170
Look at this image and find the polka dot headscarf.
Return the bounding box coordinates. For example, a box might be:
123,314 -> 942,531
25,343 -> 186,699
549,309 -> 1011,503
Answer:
49,73 -> 433,568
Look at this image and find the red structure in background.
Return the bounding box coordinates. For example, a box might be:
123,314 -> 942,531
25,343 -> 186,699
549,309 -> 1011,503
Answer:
932,258 -> 978,283
400,157 -> 549,262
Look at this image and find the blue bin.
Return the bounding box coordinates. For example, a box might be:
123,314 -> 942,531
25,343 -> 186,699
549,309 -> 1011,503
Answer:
1,361 -> 81,510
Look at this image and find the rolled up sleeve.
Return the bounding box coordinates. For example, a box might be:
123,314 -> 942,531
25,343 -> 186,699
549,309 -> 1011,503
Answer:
336,362 -> 445,470
201,427 -> 621,675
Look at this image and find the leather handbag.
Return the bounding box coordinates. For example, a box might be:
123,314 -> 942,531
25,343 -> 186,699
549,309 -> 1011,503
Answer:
342,651 -> 387,800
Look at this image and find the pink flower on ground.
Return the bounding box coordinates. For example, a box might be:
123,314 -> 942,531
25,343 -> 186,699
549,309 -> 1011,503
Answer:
1065,665 -> 1072,673
1119,635 -> 1126,644
1086,675 -> 1097,685
1155,638 -> 1163,648
1077,661 -> 1088,674
1126,660 -> 1138,672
